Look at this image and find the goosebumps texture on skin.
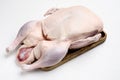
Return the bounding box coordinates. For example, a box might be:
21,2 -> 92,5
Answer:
6,6 -> 103,71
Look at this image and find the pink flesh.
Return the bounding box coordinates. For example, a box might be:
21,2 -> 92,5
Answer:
6,6 -> 103,70
18,47 -> 33,62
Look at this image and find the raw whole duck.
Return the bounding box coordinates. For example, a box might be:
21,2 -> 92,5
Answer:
6,6 -> 103,71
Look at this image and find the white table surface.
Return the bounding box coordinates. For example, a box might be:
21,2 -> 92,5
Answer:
0,0 -> 120,80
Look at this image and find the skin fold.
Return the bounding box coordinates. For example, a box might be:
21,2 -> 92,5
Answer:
6,6 -> 103,71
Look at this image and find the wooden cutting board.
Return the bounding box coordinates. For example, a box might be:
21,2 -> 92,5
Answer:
41,31 -> 107,71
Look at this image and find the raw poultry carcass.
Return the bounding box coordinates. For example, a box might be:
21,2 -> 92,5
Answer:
6,6 -> 103,71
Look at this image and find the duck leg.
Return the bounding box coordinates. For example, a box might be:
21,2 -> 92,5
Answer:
21,40 -> 70,71
6,21 -> 36,53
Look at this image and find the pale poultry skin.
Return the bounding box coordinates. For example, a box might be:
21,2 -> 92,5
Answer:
6,6 -> 103,71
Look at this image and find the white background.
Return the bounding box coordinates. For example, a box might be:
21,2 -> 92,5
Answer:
0,0 -> 120,80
